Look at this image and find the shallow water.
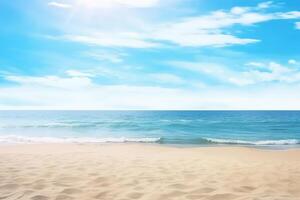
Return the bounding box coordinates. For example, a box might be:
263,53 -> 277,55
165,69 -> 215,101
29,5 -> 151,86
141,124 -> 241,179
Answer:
0,111 -> 300,147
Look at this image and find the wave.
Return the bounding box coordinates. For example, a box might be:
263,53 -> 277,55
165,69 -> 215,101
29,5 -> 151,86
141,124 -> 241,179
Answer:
0,135 -> 299,146
205,138 -> 300,145
0,123 -> 100,128
0,135 -> 161,144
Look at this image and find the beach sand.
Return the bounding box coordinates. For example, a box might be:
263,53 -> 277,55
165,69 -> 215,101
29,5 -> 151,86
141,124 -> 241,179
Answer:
0,144 -> 300,200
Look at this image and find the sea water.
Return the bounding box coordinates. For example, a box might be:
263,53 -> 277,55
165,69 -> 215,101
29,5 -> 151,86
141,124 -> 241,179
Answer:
0,111 -> 300,147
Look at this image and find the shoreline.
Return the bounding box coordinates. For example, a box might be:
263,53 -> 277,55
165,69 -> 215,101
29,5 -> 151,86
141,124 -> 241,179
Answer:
1,143 -> 300,200
1,134 -> 299,148
1,142 -> 300,150
2,143 -> 300,157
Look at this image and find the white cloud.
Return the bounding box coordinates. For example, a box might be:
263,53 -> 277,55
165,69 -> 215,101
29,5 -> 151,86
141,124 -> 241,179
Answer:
74,0 -> 160,8
3,65 -> 300,109
170,60 -> 300,86
230,7 -> 249,15
1,80 -> 300,110
61,34 -> 159,48
277,11 -> 300,19
5,74 -> 92,89
48,0 -> 160,9
1,76 -> 197,109
296,22 -> 300,30
113,0 -> 160,8
83,51 -> 125,63
170,61 -> 225,76
66,70 -> 94,77
148,2 -> 300,47
246,62 -> 265,68
241,62 -> 300,84
152,30 -> 259,47
51,2 -> 300,48
170,61 -> 253,86
257,1 -> 273,9
150,73 -> 184,84
48,1 -> 72,8
288,59 -> 297,64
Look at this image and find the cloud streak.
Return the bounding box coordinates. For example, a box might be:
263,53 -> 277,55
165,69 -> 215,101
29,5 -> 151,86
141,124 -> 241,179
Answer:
150,73 -> 185,84
2,64 -> 300,110
2,76 -> 300,110
61,34 -> 159,48
48,2 -> 300,48
48,1 -> 72,8
296,22 -> 300,30
83,51 -> 126,63
170,60 -> 300,86
73,0 -> 160,8
5,71 -> 93,89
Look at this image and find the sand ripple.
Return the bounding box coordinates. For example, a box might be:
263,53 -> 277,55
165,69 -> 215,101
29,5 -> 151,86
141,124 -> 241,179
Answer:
0,144 -> 300,200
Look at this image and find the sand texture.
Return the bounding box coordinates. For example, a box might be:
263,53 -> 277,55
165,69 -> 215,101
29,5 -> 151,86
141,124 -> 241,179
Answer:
0,144 -> 300,200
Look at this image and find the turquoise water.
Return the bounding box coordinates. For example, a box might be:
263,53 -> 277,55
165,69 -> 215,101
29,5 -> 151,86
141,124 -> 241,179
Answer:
0,111 -> 300,147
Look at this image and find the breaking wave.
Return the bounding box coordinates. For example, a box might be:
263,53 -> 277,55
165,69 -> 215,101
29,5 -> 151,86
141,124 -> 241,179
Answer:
205,138 -> 300,145
0,135 -> 162,144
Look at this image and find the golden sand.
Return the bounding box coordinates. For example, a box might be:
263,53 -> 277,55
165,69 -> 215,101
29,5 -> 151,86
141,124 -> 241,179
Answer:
0,144 -> 300,200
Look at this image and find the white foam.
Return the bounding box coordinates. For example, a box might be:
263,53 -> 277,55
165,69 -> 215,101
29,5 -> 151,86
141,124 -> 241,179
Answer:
0,135 -> 161,144
205,138 -> 300,145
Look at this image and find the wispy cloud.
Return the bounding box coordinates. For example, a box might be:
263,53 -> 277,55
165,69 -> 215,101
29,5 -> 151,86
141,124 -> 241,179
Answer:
169,61 -> 251,86
278,11 -> 300,19
3,62 -> 300,110
296,22 -> 300,30
100,0 -> 160,8
246,62 -> 265,68
5,71 -> 93,89
149,2 -> 300,47
83,51 -> 126,63
170,60 -> 300,86
2,0 -> 300,110
257,1 -> 273,9
48,1 -> 72,8
2,74 -> 300,110
288,59 -> 297,65
150,73 -> 185,84
70,0 -> 160,8
61,34 -> 159,48
49,2 -> 300,48
65,70 -> 94,77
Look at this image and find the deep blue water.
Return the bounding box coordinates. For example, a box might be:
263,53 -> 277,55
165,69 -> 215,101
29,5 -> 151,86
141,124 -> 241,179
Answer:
0,111 -> 300,146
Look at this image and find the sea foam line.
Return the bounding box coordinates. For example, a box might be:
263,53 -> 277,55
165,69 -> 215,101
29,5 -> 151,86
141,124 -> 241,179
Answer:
0,135 -> 161,144
205,138 -> 300,145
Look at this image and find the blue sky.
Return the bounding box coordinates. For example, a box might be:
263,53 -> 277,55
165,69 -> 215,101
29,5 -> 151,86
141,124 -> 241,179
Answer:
0,0 -> 300,109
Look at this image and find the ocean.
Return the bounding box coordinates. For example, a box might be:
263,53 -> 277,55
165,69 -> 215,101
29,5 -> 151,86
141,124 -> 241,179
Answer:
0,111 -> 300,147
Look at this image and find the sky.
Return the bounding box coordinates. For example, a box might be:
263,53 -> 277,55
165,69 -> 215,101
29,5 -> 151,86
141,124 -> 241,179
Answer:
0,0 -> 300,110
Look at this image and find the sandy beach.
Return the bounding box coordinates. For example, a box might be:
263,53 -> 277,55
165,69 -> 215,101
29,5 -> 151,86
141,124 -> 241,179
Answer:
1,144 -> 300,200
